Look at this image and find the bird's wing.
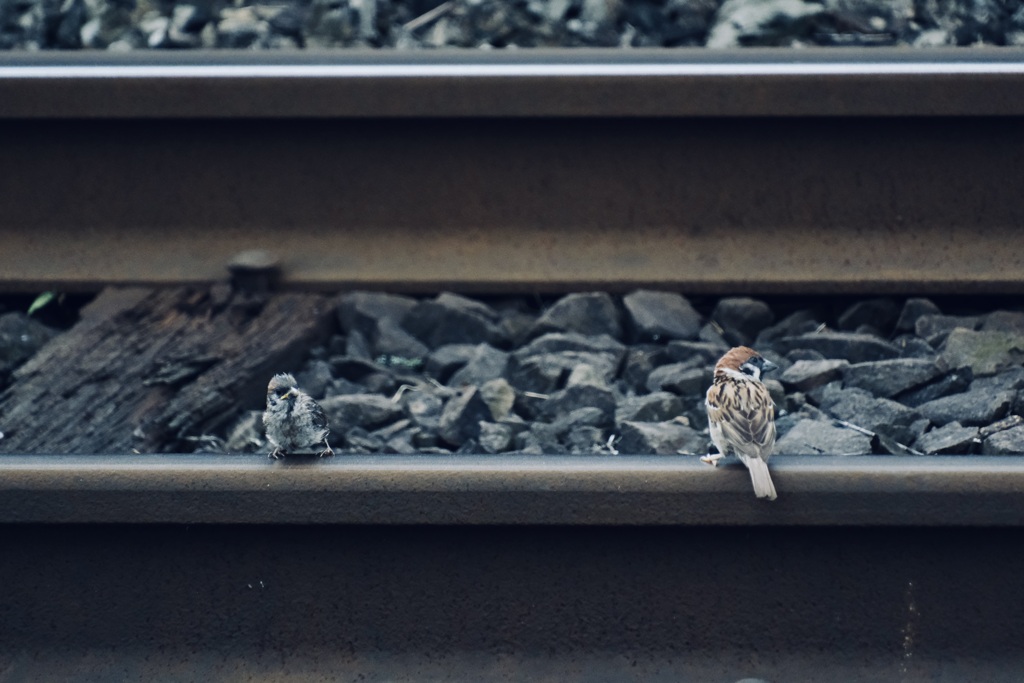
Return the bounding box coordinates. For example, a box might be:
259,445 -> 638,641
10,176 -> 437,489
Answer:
706,380 -> 776,459
302,394 -> 330,434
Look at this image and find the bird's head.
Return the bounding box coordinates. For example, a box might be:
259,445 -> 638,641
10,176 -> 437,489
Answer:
267,373 -> 300,406
715,346 -> 778,382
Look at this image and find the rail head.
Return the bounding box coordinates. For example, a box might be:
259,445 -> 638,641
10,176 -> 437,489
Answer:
2,454 -> 1023,526
3,48 -> 1024,118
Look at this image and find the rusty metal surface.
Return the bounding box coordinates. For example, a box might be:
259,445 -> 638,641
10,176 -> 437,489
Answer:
4,51 -> 1023,680
2,115 -> 1024,293
2,522 -> 1023,681
2,454 -> 1024,525
3,49 -> 1024,118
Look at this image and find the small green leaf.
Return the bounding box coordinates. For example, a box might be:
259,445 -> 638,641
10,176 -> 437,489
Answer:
27,291 -> 56,316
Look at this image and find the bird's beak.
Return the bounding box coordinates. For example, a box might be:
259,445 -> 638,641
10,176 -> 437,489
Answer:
762,359 -> 779,374
281,388 -> 299,400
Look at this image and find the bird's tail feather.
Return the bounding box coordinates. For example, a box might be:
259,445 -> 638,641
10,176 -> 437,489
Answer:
743,456 -> 777,501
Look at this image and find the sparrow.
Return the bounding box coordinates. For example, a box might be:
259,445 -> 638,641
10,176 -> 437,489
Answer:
702,346 -> 779,500
263,373 -> 333,459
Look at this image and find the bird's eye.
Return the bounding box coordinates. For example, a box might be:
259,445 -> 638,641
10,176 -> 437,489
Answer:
740,362 -> 760,378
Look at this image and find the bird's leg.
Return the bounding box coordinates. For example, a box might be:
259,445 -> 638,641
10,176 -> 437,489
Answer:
268,448 -> 284,460
700,453 -> 725,467
318,439 -> 335,458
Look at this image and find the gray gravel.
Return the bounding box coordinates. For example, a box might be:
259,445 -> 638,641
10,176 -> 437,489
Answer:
211,291 -> 1024,456
3,0 -> 1024,51
6,290 -> 1024,456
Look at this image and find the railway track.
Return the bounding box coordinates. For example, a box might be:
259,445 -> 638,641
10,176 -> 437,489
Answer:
3,48 -> 1024,681
3,49 -> 1024,292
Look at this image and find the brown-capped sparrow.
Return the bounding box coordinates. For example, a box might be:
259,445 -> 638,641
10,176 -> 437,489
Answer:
263,373 -> 333,459
702,346 -> 779,500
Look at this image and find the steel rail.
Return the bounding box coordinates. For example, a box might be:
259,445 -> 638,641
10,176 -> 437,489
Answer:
3,48 -> 1024,293
2,454 -> 1023,526
3,48 -> 1024,118
5,523 -> 1024,682
3,453 -> 1024,681
4,49 -> 1024,679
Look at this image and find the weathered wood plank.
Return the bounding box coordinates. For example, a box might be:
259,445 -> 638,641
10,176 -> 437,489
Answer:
0,286 -> 336,453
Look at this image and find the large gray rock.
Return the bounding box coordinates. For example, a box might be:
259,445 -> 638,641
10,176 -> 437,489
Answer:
320,393 -> 404,431
940,328 -> 1024,376
620,346 -> 669,393
779,359 -> 848,392
538,384 -> 617,422
478,421 -> 516,454
214,6 -> 274,48
343,329 -> 372,360
805,379 -> 846,409
479,378 -> 516,421
565,362 -> 612,389
77,0 -> 139,49
508,333 -> 626,393
372,418 -> 419,455
507,350 -> 620,395
756,310 -> 820,346
915,314 -> 980,345
785,349 -> 826,362
646,363 -> 710,396
497,306 -> 536,348
616,420 -> 706,455
550,406 -> 611,436
343,426 -> 386,453
970,367 -> 1024,393
706,0 -> 825,47
425,344 -> 478,383
824,389 -> 926,445
979,415 -> 1024,439
438,386 -> 492,446
896,368 -> 973,407
914,422 -> 979,455
772,332 -> 901,364
665,340 -> 727,365
981,424 -> 1024,455
615,392 -> 684,424
531,292 -> 622,340
225,410 -> 265,452
514,332 -> 626,358
0,312 -> 58,382
841,358 -> 943,398
448,344 -> 509,387
837,298 -> 900,334
895,297 -> 941,333
622,289 -> 701,342
373,318 -> 430,361
565,425 -> 609,454
403,292 -> 505,349
891,335 -> 937,359
774,404 -> 827,437
774,419 -> 873,455
326,356 -> 398,396
698,322 -> 730,347
982,310 -> 1024,334
295,359 -> 334,400
337,291 -> 418,337
915,390 -> 1014,427
401,391 -> 445,431
515,422 -> 563,454
711,297 -> 774,345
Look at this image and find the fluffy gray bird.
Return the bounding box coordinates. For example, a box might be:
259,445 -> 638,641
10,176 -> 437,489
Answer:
263,373 -> 333,459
